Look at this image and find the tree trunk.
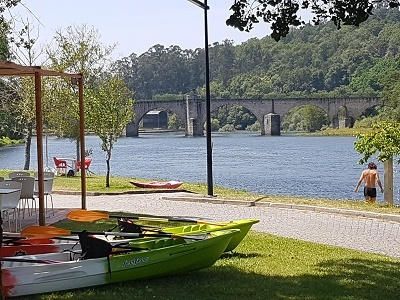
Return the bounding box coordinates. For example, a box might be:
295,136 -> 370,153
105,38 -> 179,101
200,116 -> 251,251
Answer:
106,149 -> 112,188
106,158 -> 110,188
384,157 -> 394,206
23,123 -> 33,170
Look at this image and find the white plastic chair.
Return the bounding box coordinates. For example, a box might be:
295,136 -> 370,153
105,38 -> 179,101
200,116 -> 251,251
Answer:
34,171 -> 55,179
11,176 -> 36,218
0,181 -> 22,232
8,171 -> 30,179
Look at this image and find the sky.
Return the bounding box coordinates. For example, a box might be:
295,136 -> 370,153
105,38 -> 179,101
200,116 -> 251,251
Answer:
12,0 -> 272,61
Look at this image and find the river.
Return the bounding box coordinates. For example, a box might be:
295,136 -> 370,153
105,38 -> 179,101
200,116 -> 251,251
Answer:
1,132 -> 398,203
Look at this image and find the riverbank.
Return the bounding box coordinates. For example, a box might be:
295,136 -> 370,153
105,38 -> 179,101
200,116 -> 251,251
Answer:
280,127 -> 372,137
53,175 -> 400,214
0,136 -> 23,147
2,169 -> 398,215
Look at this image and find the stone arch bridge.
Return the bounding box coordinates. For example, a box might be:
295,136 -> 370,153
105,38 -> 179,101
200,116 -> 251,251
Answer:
126,96 -> 381,137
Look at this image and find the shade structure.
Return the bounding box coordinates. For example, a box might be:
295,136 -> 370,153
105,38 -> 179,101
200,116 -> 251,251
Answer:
0,61 -> 86,227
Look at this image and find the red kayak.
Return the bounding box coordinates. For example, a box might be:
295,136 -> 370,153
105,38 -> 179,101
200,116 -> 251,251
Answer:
130,180 -> 183,189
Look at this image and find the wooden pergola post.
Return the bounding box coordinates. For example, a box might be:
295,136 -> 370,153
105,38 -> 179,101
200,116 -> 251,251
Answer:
78,76 -> 86,209
34,69 -> 45,225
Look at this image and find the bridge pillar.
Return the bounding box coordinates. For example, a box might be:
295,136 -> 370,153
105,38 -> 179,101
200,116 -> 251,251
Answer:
264,113 -> 281,136
186,117 -> 203,136
126,122 -> 139,137
339,117 -> 352,128
185,93 -> 204,136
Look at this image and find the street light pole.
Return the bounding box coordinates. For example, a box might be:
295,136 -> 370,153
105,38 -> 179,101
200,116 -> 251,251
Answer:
187,0 -> 213,196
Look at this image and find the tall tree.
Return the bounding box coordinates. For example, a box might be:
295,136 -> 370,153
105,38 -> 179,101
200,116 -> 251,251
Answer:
8,18 -> 43,170
86,75 -> 133,187
46,24 -> 115,159
354,121 -> 400,205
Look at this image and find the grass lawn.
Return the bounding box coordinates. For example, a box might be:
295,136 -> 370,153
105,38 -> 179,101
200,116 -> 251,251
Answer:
22,219 -> 400,300
1,169 -> 399,214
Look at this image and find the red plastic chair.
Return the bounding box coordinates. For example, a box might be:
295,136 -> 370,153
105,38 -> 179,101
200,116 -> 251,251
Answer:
53,157 -> 67,176
77,157 -> 93,175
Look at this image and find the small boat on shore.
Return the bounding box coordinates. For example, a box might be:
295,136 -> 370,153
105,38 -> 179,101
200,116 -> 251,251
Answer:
130,180 -> 183,189
1,229 -> 239,297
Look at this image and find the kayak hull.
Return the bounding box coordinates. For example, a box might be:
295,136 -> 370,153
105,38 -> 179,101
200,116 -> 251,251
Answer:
130,180 -> 183,189
0,243 -> 79,258
1,229 -> 238,297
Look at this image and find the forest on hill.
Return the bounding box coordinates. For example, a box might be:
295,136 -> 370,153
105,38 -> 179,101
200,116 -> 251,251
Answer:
111,8 -> 400,132
113,9 -> 400,101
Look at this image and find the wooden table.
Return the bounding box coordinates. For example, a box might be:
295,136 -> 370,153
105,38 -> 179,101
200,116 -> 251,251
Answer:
0,189 -> 21,209
0,188 -> 21,245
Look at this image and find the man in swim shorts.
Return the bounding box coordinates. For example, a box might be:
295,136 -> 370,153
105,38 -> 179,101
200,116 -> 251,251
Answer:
354,162 -> 384,203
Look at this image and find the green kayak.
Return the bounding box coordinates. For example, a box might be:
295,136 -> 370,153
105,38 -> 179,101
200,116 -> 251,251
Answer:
124,218 -> 259,252
1,229 -> 239,297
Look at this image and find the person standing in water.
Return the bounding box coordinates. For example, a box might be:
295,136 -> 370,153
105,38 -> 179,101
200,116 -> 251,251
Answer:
354,162 -> 384,203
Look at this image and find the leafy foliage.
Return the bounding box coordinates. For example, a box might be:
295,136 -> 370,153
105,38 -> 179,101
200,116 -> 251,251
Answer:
167,113 -> 184,130
46,25 -> 116,159
226,0 -> 400,41
212,105 -> 257,130
0,0 -> 20,27
283,105 -> 328,132
86,76 -> 133,187
354,121 -> 400,164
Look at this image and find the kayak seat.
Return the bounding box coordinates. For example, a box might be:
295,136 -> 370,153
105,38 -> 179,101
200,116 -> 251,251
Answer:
176,224 -> 208,233
152,238 -> 184,249
79,231 -> 112,259
118,219 -> 143,233
128,238 -> 166,250
128,238 -> 184,250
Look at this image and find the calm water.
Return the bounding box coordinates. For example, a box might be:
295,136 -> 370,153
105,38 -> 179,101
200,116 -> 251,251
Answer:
1,132 -> 398,203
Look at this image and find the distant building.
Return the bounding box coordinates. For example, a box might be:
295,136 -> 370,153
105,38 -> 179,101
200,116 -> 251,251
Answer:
142,110 -> 168,129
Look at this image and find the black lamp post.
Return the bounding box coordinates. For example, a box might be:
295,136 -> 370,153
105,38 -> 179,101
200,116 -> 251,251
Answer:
187,0 -> 213,196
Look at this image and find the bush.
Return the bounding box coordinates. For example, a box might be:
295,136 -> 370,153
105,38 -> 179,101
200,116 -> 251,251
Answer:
219,124 -> 235,132
0,136 -> 21,147
211,118 -> 220,131
353,116 -> 380,128
246,121 -> 261,131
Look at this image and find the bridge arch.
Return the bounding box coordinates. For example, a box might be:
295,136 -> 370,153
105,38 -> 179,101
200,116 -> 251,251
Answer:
128,97 -> 381,137
282,104 -> 329,132
201,103 -> 262,134
126,100 -> 188,137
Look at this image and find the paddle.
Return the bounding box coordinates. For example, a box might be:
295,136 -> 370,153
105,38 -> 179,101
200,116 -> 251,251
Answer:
67,210 -> 229,226
20,225 -> 208,240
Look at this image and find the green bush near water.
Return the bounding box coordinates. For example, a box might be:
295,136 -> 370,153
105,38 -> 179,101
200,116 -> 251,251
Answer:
0,136 -> 22,147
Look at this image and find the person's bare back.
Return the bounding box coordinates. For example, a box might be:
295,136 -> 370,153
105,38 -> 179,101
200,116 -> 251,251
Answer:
362,169 -> 378,188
